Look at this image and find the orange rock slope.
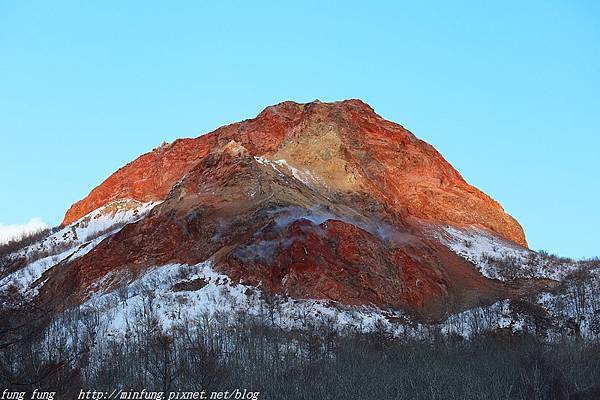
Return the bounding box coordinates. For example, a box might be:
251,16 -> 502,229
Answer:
45,141 -> 508,319
35,99 -> 534,320
62,99 -> 526,247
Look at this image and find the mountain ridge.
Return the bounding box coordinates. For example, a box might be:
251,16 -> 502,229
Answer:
2,99 -> 599,348
16,99 -> 543,321
62,99 -> 527,248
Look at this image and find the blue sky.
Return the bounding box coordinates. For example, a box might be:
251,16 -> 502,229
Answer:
1,1 -> 598,257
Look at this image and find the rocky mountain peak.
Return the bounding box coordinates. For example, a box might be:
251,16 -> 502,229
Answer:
61,99 -> 526,248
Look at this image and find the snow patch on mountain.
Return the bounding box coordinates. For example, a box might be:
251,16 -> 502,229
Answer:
436,226 -> 578,281
0,200 -> 158,300
78,260 -> 600,342
81,261 -> 409,337
254,156 -> 323,188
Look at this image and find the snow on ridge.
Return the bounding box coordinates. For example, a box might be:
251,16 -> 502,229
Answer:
436,225 -> 579,281
273,159 -> 323,188
254,156 -> 323,188
436,225 -> 530,280
0,199 -> 159,300
18,199 -> 158,259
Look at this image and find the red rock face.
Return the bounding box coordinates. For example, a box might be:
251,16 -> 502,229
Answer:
61,102 -> 303,225
62,100 -> 526,247
43,99 -> 531,320
220,218 -> 502,318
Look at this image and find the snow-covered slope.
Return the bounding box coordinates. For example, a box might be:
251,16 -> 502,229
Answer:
436,225 -> 579,281
0,199 -> 158,300
65,257 -> 600,342
5,218 -> 598,343
3,200 -> 597,342
81,261 -> 406,337
430,225 -> 600,339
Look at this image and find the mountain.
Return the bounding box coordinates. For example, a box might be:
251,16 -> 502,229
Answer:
1,100 -> 598,339
63,100 -> 526,247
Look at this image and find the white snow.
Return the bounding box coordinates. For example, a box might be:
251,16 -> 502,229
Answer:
26,199 -> 156,258
40,256 -> 600,342
254,156 -> 323,188
0,199 -> 158,300
440,300 -> 526,338
436,225 -> 579,281
5,200 -> 597,343
84,260 -> 596,341
81,261 -> 408,337
273,159 -> 323,187
0,248 -> 73,299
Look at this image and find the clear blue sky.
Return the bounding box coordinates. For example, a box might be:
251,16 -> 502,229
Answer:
1,1 -> 598,258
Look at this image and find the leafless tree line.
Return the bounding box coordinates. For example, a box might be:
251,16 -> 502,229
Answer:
1,291 -> 600,399
0,251 -> 599,399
